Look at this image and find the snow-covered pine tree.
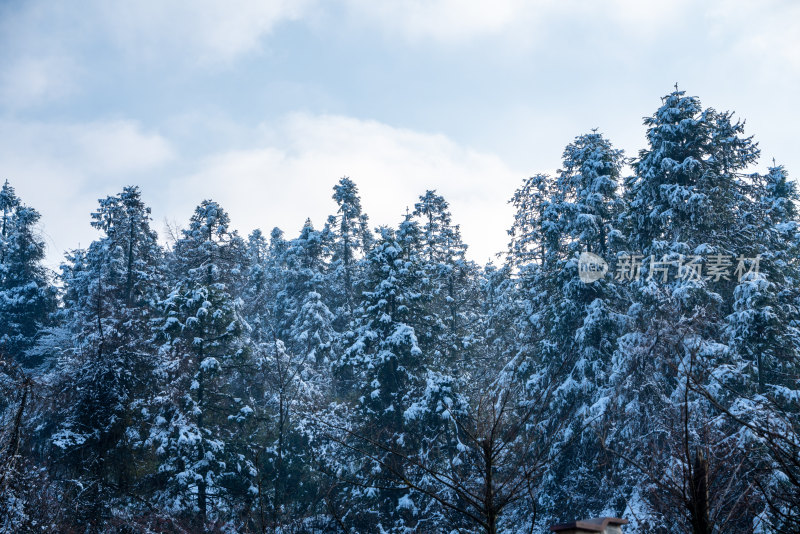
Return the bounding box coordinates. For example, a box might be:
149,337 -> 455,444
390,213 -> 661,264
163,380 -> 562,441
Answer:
331,222 -> 430,532
725,262 -> 799,394
763,164 -> 799,223
717,163 -> 800,531
0,180 -> 20,264
259,226 -> 289,340
325,177 -> 372,326
257,219 -> 335,527
507,131 -> 628,524
413,190 -> 465,265
247,336 -> 328,531
724,163 -> 800,393
240,229 -> 271,344
0,182 -> 57,367
411,190 -> 483,370
149,200 -> 251,527
508,173 -> 556,267
49,186 -> 165,525
628,90 -> 754,251
556,130 -> 625,256
273,219 -> 328,343
480,263 -> 518,368
608,89 -> 765,532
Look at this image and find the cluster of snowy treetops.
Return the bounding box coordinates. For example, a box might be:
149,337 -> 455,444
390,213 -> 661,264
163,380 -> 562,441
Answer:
1,88 -> 799,534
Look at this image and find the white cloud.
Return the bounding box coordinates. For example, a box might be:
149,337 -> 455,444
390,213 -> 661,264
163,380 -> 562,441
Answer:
0,119 -> 174,264
3,114 -> 521,268
337,0 -> 698,47
0,0 -> 313,101
606,0 -> 692,30
0,55 -> 77,108
2,119 -> 173,176
340,0 -> 551,44
168,114 -> 523,263
93,0 -> 313,64
706,0 -> 800,75
71,121 -> 175,175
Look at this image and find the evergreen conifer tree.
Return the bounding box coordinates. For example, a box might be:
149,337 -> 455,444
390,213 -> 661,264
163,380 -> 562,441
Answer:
0,182 -> 57,366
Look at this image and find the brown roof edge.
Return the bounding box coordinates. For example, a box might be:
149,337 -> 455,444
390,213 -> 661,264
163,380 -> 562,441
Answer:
550,517 -> 629,532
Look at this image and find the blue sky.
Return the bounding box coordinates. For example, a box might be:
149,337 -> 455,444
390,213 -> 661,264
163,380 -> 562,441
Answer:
2,0 -> 799,267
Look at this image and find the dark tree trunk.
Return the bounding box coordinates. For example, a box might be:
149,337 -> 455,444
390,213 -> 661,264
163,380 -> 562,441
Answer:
690,448 -> 711,534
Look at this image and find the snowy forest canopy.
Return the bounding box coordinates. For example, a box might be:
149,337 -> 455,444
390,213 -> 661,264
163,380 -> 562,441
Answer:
1,88 -> 799,534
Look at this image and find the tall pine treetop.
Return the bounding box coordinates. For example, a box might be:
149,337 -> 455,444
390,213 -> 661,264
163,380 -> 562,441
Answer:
556,131 -> 625,256
174,199 -> 243,285
764,164 -> 798,223
630,88 -> 759,250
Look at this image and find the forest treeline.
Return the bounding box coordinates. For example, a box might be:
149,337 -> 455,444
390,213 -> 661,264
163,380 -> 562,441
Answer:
1,88 -> 799,533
